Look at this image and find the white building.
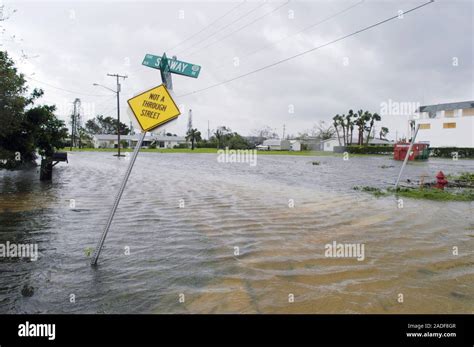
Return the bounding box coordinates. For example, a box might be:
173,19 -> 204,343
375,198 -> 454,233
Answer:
413,101 -> 474,148
92,134 -> 186,149
259,139 -> 291,150
320,138 -> 339,152
289,140 -> 302,151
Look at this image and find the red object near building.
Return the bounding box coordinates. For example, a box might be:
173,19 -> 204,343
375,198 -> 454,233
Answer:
435,171 -> 448,190
394,143 -> 429,161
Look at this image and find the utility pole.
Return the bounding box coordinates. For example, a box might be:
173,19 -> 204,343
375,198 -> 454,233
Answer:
187,109 -> 193,133
70,98 -> 81,150
207,120 -> 210,140
282,124 -> 286,139
107,73 -> 127,157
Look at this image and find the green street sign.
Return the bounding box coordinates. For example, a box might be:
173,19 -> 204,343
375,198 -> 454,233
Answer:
142,53 -> 201,78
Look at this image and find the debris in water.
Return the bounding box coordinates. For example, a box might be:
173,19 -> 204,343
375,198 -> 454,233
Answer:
21,284 -> 34,297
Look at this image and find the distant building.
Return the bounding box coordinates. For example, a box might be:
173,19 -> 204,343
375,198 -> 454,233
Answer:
289,140 -> 302,151
259,139 -> 291,150
320,138 -> 339,152
413,101 -> 474,148
92,134 -> 186,149
320,137 -> 394,151
298,135 -> 321,150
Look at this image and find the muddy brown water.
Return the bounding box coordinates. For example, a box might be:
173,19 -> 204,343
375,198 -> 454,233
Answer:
0,152 -> 473,313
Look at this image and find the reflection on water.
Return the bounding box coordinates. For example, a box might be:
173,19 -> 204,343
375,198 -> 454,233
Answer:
0,152 -> 473,313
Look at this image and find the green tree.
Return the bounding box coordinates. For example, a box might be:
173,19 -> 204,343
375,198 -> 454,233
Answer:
26,105 -> 68,157
77,126 -> 92,148
346,109 -> 355,145
186,128 -> 202,150
365,112 -> 381,145
332,114 -> 342,146
213,126 -> 231,149
85,115 -> 130,135
379,126 -> 389,140
315,120 -> 335,140
354,110 -> 371,145
227,132 -> 251,149
0,51 -> 67,168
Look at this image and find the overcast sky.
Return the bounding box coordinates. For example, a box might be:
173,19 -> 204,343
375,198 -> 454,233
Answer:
1,0 -> 473,139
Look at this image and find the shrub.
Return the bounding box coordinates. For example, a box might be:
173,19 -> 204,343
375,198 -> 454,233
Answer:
343,145 -> 394,155
429,147 -> 474,159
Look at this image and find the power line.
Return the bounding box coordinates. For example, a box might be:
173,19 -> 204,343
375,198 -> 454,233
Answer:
24,75 -> 110,97
186,0 -> 291,59
178,0 -> 434,98
174,1 -> 267,56
167,0 -> 247,52
98,105 -> 117,118
211,0 -> 364,71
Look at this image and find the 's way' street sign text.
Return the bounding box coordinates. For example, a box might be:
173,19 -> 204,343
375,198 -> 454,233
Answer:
142,54 -> 201,78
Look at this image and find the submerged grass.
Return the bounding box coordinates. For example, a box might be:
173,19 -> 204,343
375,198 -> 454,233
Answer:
353,186 -> 474,201
447,172 -> 474,182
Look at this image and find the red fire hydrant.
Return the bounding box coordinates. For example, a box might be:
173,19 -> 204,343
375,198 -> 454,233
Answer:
435,171 -> 448,190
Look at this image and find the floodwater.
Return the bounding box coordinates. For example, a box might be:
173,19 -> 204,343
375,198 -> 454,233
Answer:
0,152 -> 473,313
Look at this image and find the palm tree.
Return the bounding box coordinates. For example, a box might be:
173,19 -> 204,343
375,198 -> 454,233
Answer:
340,114 -> 347,146
186,128 -> 201,150
366,112 -> 381,145
347,109 -> 354,145
355,110 -> 365,145
332,114 -> 342,145
379,127 -> 389,140
214,128 -> 223,149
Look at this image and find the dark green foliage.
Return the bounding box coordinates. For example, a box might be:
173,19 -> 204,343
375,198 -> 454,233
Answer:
430,147 -> 474,159
186,128 -> 201,150
0,51 -> 68,168
84,115 -> 130,135
337,145 -> 394,154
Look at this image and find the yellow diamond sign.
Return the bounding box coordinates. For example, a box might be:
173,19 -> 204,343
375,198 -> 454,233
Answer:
127,84 -> 181,132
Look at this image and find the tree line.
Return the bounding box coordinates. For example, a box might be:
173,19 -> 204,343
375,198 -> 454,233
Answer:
0,51 -> 68,169
186,126 -> 251,150
332,110 -> 389,146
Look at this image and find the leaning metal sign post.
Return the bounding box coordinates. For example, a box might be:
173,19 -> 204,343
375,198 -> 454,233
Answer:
91,53 -> 200,266
394,123 -> 420,189
90,85 -> 181,266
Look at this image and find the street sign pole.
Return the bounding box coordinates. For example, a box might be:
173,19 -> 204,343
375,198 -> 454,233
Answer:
92,54 -> 199,266
91,131 -> 146,266
160,53 -> 173,90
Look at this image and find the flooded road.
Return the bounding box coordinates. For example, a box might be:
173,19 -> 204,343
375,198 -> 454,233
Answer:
0,152 -> 473,313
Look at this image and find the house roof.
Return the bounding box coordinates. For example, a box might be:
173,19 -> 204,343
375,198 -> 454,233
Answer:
93,134 -> 186,141
418,101 -> 474,114
262,139 -> 282,146
320,137 -> 393,144
368,138 -> 394,145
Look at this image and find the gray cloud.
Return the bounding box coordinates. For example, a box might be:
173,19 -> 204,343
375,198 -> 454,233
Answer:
2,0 -> 472,139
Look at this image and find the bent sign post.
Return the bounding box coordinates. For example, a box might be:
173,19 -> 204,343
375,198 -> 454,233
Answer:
90,84 -> 181,266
